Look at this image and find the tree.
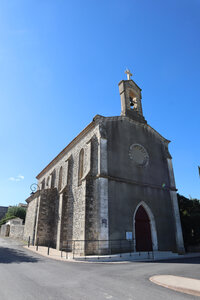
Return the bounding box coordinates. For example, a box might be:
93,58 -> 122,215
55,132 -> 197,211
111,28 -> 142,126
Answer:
5,206 -> 26,222
178,194 -> 200,248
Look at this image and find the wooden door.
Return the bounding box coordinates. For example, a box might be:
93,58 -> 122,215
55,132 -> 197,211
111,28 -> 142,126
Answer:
135,206 -> 152,251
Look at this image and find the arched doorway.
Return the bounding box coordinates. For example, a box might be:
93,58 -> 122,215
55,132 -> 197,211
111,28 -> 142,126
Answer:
135,205 -> 152,251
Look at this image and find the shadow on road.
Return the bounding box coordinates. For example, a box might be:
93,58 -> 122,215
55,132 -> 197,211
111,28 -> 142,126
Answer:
0,247 -> 40,264
154,256 -> 200,264
131,256 -> 200,265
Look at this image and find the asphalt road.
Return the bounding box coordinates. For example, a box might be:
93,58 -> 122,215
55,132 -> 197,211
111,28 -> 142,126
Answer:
0,237 -> 200,300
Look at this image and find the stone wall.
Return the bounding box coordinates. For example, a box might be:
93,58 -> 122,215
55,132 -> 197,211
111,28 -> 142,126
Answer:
24,193 -> 39,243
0,224 -> 10,236
36,124 -> 100,252
24,188 -> 59,247
1,223 -> 24,239
10,225 -> 24,239
7,218 -> 23,225
84,137 -> 99,254
85,177 -> 98,254
60,157 -> 74,250
60,189 -> 74,250
105,116 -> 182,252
36,188 -> 59,247
30,119 -> 112,253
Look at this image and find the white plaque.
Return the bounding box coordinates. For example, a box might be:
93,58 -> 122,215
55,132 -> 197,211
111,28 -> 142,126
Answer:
126,232 -> 132,240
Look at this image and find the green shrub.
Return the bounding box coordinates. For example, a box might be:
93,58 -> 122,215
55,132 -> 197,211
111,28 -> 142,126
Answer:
5,206 -> 26,222
0,206 -> 26,226
0,215 -> 16,226
178,194 -> 200,248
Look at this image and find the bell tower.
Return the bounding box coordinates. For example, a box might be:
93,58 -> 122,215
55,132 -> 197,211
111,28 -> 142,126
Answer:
118,69 -> 147,124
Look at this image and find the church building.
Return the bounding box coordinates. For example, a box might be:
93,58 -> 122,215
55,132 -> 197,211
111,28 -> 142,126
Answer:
24,70 -> 185,255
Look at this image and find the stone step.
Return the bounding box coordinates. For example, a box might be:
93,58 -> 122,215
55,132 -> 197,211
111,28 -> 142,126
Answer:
69,251 -> 180,262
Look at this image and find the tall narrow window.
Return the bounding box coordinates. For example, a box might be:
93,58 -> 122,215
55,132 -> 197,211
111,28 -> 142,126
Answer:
46,176 -> 50,187
51,169 -> 56,188
58,166 -> 63,191
78,149 -> 84,185
41,179 -> 45,190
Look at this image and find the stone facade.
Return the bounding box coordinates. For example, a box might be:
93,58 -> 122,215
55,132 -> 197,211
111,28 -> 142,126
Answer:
24,75 -> 185,255
1,218 -> 24,239
10,225 -> 24,239
0,224 -> 10,237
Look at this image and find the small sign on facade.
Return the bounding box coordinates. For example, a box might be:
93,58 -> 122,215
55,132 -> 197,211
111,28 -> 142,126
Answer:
126,231 -> 132,240
102,218 -> 107,228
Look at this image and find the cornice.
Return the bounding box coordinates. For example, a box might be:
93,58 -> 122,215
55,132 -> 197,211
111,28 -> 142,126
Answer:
118,79 -> 142,91
25,190 -> 40,203
94,115 -> 170,144
95,174 -> 177,192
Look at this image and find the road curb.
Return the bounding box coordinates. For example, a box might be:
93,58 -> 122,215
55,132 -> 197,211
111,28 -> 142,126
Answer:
24,245 -> 200,265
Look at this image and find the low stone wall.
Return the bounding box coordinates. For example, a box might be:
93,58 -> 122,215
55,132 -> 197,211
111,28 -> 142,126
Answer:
0,224 -> 10,236
10,225 -> 24,239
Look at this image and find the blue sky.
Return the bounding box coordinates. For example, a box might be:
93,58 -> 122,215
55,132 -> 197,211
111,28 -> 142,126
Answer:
0,0 -> 199,206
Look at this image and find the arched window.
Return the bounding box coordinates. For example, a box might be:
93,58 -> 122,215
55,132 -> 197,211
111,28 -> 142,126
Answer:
78,149 -> 84,185
129,91 -> 138,110
58,166 -> 63,191
51,169 -> 56,188
41,178 -> 45,190
46,176 -> 50,187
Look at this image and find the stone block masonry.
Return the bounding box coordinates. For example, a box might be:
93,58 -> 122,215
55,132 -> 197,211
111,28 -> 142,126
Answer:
36,188 -> 59,247
10,225 -> 24,239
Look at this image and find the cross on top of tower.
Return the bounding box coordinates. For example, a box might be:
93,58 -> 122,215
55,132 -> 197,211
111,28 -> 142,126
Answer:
125,69 -> 133,80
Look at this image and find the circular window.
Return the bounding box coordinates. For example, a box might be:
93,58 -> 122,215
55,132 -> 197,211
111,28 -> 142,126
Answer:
129,144 -> 149,167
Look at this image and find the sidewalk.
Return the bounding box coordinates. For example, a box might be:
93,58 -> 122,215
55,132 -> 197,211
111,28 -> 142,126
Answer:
24,245 -> 200,263
150,275 -> 200,297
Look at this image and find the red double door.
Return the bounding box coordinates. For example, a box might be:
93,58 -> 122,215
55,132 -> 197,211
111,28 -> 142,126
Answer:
135,206 -> 153,252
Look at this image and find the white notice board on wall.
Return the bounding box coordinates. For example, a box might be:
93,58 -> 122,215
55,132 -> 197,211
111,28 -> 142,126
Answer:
126,232 -> 132,240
